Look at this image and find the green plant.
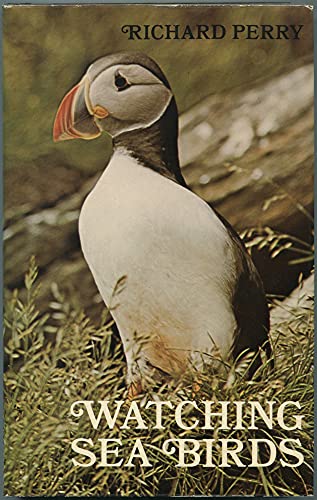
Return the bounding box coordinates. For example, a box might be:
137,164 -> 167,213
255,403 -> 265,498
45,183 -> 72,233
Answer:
4,259 -> 313,496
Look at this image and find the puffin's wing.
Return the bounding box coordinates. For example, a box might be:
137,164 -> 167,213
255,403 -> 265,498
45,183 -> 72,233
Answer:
214,209 -> 271,374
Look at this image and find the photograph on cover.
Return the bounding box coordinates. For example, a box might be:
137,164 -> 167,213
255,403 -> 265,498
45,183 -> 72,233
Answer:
3,4 -> 314,496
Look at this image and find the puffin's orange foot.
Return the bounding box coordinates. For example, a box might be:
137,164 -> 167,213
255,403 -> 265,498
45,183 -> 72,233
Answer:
192,378 -> 202,396
127,379 -> 143,400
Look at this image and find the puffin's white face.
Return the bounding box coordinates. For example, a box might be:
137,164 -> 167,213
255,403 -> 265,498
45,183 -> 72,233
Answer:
53,57 -> 173,142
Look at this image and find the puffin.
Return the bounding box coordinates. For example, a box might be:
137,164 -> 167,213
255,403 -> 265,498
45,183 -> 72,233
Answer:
53,52 -> 271,395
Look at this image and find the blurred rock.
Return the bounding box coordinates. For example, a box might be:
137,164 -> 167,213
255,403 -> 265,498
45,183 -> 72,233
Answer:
4,63 -> 313,322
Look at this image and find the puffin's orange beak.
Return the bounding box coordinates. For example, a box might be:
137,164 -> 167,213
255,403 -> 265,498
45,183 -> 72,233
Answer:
53,78 -> 105,142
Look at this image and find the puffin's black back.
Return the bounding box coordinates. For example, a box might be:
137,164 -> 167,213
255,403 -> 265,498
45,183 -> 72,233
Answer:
215,209 -> 272,375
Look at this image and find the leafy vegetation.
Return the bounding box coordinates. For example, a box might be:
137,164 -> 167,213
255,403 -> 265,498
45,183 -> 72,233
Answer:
4,258 -> 313,496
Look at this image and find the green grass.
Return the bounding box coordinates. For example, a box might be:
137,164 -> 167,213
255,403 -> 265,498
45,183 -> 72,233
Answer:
4,258 -> 313,496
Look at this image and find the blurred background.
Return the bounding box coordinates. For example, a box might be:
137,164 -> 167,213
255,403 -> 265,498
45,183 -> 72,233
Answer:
3,5 -> 314,322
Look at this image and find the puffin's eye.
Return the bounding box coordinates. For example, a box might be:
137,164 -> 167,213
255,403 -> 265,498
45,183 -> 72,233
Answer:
115,72 -> 130,91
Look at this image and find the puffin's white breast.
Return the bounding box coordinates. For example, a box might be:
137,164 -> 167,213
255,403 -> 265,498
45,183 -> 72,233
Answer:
79,150 -> 237,374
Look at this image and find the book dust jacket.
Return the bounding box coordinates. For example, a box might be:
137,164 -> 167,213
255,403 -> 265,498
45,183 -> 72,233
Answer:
3,3 -> 314,497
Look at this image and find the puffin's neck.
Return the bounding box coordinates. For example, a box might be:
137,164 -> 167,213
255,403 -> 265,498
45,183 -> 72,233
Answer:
113,99 -> 187,188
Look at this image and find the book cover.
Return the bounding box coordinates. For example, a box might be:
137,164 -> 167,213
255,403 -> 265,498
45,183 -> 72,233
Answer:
3,3 -> 314,497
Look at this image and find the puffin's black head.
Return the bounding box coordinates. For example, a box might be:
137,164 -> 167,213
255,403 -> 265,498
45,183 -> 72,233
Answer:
53,52 -> 174,142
